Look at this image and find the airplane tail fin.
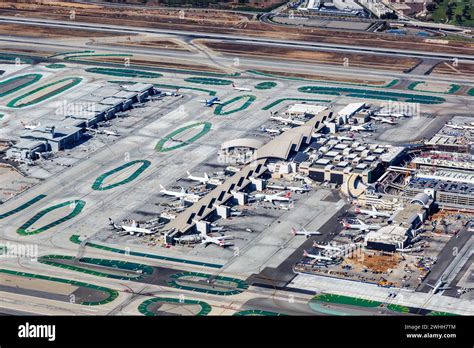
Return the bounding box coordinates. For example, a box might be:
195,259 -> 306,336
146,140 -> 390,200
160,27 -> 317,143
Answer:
291,228 -> 297,236
303,250 -> 309,257
285,192 -> 291,199
108,218 -> 119,230
204,172 -> 209,180
312,241 -> 318,248
159,184 -> 165,190
186,171 -> 191,177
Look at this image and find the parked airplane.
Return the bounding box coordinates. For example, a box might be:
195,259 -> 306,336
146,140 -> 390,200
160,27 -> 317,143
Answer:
253,191 -> 291,203
355,206 -> 391,218
270,115 -> 305,126
159,185 -> 200,202
303,250 -> 333,261
287,184 -> 311,193
186,171 -> 210,184
291,227 -> 322,238
163,88 -> 180,97
232,83 -> 251,92
427,277 -> 451,294
350,124 -> 374,132
200,97 -> 221,107
260,126 -> 282,135
341,219 -> 380,231
210,225 -> 225,232
375,111 -> 410,118
86,127 -> 120,136
266,184 -> 286,191
371,116 -> 397,125
21,121 -> 40,130
200,231 -> 233,247
108,218 -> 154,236
313,241 -> 342,252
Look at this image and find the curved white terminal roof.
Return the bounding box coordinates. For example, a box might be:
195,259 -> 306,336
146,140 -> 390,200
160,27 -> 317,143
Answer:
221,138 -> 264,151
410,192 -> 430,206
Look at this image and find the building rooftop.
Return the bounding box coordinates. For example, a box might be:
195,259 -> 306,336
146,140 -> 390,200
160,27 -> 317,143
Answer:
287,103 -> 327,115
365,225 -> 408,244
338,102 -> 365,118
121,83 -> 154,93
408,176 -> 474,195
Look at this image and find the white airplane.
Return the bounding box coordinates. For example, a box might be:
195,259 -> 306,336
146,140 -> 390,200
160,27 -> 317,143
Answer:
270,115 -> 305,126
159,185 -> 200,203
199,97 -> 221,107
341,219 -> 380,231
371,116 -> 397,125
186,171 -> 210,184
375,111 -> 409,118
253,191 -> 291,203
260,126 -> 282,135
303,250 -> 333,261
108,218 -> 154,236
266,184 -> 286,191
232,83 -> 251,92
210,225 -> 225,232
21,121 -> 40,130
287,184 -> 311,193
162,88 -> 180,97
200,231 -> 233,247
355,206 -> 391,218
103,129 -> 120,136
291,227 -> 322,238
350,124 -> 374,132
313,241 -> 342,252
427,277 -> 451,294
86,127 -> 119,136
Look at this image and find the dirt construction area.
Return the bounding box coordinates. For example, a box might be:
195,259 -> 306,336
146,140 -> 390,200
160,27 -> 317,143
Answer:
432,61 -> 474,77
200,40 -> 421,72
0,165 -> 39,203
